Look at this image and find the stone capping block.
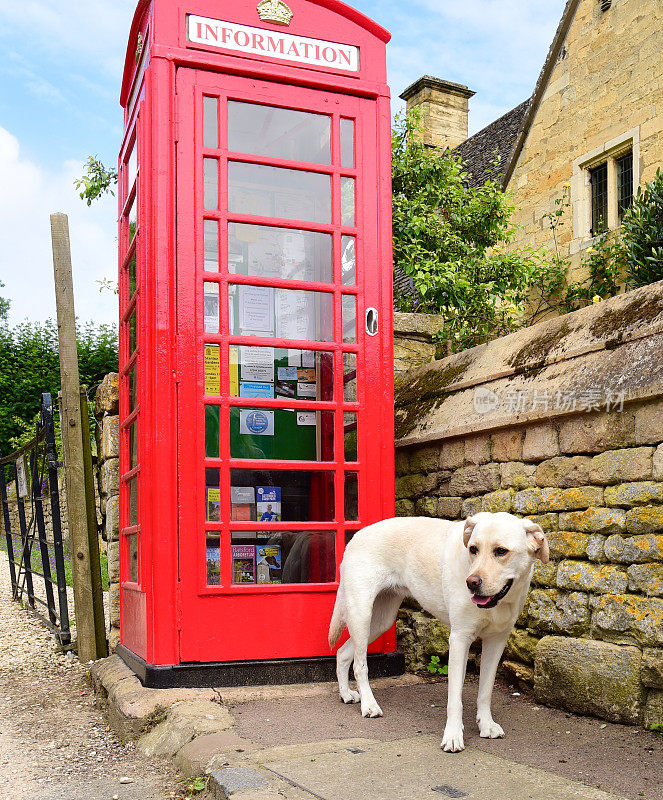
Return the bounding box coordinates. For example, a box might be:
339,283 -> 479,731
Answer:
534,636 -> 645,724
522,423 -> 559,461
393,311 -> 445,339
589,448 -> 653,485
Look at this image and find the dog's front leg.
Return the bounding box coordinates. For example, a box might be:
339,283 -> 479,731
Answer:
476,633 -> 509,739
441,631 -> 471,753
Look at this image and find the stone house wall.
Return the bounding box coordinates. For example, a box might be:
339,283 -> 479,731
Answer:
394,282 -> 663,728
94,374 -> 120,651
505,0 -> 663,280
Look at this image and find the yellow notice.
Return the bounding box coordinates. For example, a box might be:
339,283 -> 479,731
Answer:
207,487 -> 220,502
204,344 -> 220,395
229,345 -> 239,396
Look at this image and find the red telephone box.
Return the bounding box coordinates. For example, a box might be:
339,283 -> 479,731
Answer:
116,0 -> 400,686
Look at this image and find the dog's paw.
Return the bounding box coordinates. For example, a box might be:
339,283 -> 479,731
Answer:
340,689 -> 361,704
441,725 -> 465,753
478,719 -> 505,739
361,701 -> 383,718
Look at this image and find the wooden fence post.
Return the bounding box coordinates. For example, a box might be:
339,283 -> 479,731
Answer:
50,213 -> 99,663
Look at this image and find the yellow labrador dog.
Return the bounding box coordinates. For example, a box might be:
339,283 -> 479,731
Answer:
328,512 -> 549,752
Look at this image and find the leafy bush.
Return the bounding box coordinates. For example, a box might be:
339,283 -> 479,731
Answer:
0,319 -> 118,457
622,167 -> 663,288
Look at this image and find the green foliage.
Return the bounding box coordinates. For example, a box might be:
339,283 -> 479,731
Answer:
622,167 -> 663,288
0,280 -> 9,322
74,156 -> 118,206
426,655 -> 449,676
392,112 -> 561,352
0,319 -> 118,457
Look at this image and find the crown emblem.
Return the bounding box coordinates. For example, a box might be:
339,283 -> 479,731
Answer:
257,0 -> 293,26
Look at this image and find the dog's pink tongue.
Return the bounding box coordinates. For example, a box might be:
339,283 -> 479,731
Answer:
472,594 -> 495,606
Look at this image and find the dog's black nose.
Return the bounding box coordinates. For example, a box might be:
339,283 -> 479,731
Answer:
466,575 -> 482,592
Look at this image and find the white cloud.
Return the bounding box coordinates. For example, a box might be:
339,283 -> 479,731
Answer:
0,126 -> 118,328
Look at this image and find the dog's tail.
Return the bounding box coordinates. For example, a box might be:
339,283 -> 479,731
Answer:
328,585 -> 346,649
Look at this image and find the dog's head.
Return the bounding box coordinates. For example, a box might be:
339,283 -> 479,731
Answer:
462,512 -> 549,609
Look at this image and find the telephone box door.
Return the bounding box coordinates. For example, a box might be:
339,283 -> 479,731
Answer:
176,68 -> 393,662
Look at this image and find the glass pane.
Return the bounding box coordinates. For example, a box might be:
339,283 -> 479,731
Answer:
204,282 -> 219,333
128,534 -> 138,583
343,352 -> 357,402
228,101 -> 331,165
204,344 -> 220,395
340,119 -> 355,168
344,412 -> 357,462
345,471 -> 358,520
230,531 -> 335,584
128,307 -> 137,353
127,140 -> 137,189
230,469 -> 335,521
229,162 -> 331,224
229,223 -> 332,283
590,162 -> 608,235
203,96 -> 219,149
617,152 -> 633,221
345,529 -> 359,547
204,219 -> 219,271
206,467 -> 220,522
128,250 -> 137,297
128,364 -> 137,412
341,235 -> 356,285
205,405 -> 220,459
206,533 -> 221,585
204,158 -> 219,210
128,476 -> 138,526
128,195 -> 137,242
230,407 -> 334,461
229,346 -> 333,402
228,286 -> 334,341
129,422 -> 138,470
341,176 -> 355,226
342,295 -> 356,343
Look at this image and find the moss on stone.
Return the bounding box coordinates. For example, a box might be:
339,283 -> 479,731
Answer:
589,293 -> 663,339
508,321 -> 572,373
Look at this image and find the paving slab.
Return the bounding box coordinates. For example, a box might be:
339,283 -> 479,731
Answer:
263,735 -> 627,800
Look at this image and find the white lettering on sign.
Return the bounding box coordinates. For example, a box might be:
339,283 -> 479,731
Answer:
187,15 -> 360,73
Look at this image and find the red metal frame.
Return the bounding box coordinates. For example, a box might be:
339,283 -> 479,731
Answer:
118,0 -> 393,669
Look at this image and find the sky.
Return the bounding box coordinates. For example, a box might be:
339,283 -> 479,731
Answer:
0,0 -> 567,328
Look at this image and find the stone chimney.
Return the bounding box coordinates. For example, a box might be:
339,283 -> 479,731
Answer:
400,76 -> 475,150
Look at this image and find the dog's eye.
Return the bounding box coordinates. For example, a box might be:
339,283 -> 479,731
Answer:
494,547 -> 509,557
469,545 -> 478,555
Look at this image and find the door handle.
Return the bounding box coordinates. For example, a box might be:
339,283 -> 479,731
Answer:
365,307 -> 378,336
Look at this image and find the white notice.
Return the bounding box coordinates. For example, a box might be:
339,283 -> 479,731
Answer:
240,346 -> 274,382
239,285 -> 274,334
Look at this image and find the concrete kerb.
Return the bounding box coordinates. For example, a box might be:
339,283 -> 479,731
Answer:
89,654 -> 424,781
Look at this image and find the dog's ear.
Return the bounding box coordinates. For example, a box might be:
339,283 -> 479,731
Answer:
463,516 -> 477,547
523,519 -> 550,563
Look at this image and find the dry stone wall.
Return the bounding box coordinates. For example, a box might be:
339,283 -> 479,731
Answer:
94,373 -> 120,651
395,283 -> 663,728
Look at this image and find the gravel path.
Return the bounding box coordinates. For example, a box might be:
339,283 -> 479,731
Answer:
0,550 -> 182,800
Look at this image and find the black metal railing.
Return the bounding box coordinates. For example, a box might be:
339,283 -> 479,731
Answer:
0,393 -> 71,647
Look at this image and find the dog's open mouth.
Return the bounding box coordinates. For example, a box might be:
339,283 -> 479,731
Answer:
471,579 -> 514,609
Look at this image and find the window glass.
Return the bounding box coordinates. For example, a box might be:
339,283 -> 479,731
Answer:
128,364 -> 137,412
228,101 -> 331,165
128,534 -> 138,583
229,162 -> 331,224
204,282 -> 219,334
228,346 -> 333,402
206,533 -> 221,585
345,471 -> 359,520
340,119 -> 355,168
129,422 -> 138,470
342,295 -> 356,343
230,407 -> 334,461
127,250 -> 137,297
128,307 -> 137,354
341,236 -> 356,285
204,344 -> 220,395
204,158 -> 219,210
617,152 -> 633,221
203,96 -> 219,149
205,405 -> 220,458
229,223 -> 333,283
128,476 -> 138,526
344,412 -> 357,462
590,162 -> 608,235
228,286 -> 334,342
343,353 -> 357,402
204,219 -> 219,272
230,531 -> 335,584
127,140 -> 137,190
230,469 -> 334,521
340,177 -> 355,226
206,468 -> 221,522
